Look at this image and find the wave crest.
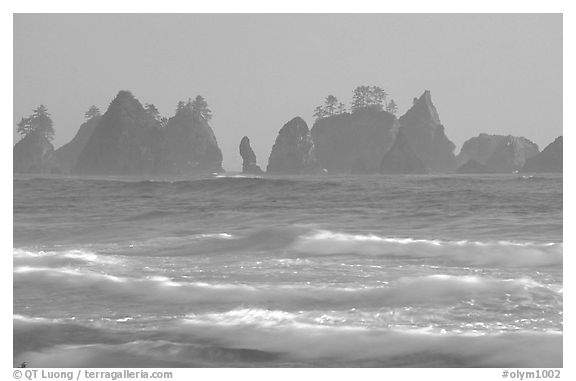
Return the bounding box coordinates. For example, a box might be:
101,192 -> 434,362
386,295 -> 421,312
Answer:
292,230 -> 562,267
14,267 -> 560,310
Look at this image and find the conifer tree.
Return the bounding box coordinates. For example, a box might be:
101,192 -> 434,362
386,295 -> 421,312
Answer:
386,99 -> 398,115
16,105 -> 55,140
190,95 -> 213,122
84,105 -> 101,119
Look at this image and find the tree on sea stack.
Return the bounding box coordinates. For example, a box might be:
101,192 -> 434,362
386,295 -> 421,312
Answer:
351,85 -> 370,112
145,103 -> 159,117
386,99 -> 398,115
176,100 -> 186,113
313,95 -> 347,121
324,95 -> 339,116
16,104 -> 55,141
145,103 -> 163,123
313,105 -> 328,121
84,105 -> 101,120
351,86 -> 388,113
190,95 -> 213,122
368,86 -> 387,110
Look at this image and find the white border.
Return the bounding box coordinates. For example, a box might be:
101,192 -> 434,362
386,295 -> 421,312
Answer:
3,2 -> 572,380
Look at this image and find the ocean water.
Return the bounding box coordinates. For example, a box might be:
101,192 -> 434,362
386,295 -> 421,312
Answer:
13,173 -> 563,367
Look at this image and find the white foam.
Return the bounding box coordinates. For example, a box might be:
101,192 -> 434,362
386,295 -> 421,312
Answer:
292,230 -> 562,267
212,174 -> 262,179
13,314 -> 64,324
14,266 -> 124,283
13,315 -> 562,367
14,266 -> 561,309
197,233 -> 233,239
178,308 -> 562,367
13,248 -> 121,266
12,308 -> 562,367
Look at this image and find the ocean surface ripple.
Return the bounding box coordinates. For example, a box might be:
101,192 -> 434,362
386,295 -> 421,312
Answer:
13,173 -> 563,367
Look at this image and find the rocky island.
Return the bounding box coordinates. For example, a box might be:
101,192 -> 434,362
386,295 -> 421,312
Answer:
397,90 -> 457,173
267,117 -> 319,174
311,108 -> 399,173
13,129 -> 57,174
456,134 -> 540,173
380,130 -> 428,174
239,136 -> 264,175
163,101 -> 223,175
15,91 -> 225,176
521,136 -> 562,173
54,112 -> 102,174
75,91 -> 165,175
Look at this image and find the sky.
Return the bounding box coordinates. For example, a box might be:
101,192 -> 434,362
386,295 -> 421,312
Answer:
13,14 -> 562,171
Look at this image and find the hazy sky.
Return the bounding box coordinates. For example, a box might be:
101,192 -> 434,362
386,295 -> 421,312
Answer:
13,14 -> 562,171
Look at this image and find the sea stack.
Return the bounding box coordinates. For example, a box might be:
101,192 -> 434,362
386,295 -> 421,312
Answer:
521,136 -> 562,173
75,91 -> 164,175
163,104 -> 224,174
13,130 -> 57,174
239,136 -> 264,174
456,159 -> 492,174
398,90 -> 457,172
311,108 -> 399,173
380,130 -> 428,174
457,134 -> 540,173
54,115 -> 101,173
267,116 -> 319,174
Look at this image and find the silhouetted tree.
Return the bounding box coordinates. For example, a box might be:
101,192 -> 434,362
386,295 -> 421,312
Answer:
324,95 -> 338,116
176,101 -> 186,113
16,117 -> 33,137
313,95 -> 347,121
351,86 -> 371,112
190,95 -> 213,122
145,103 -> 160,119
352,86 -> 389,113
84,105 -> 101,119
386,99 -> 398,115
313,105 -> 328,121
369,86 -> 387,110
16,105 -> 54,140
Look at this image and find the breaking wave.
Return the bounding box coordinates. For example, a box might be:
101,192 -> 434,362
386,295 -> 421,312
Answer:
13,266 -> 561,309
292,230 -> 562,267
13,248 -> 121,267
14,311 -> 562,368
14,227 -> 562,267
175,308 -> 562,367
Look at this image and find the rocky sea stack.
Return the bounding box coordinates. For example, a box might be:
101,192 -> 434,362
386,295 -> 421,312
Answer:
54,116 -> 101,173
311,108 -> 399,173
13,130 -> 57,174
75,91 -> 164,175
73,91 -> 224,175
380,130 -> 428,174
163,104 -> 223,174
521,136 -> 562,173
239,136 -> 263,174
398,90 -> 457,172
456,159 -> 492,174
267,117 -> 319,174
457,134 -> 540,173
